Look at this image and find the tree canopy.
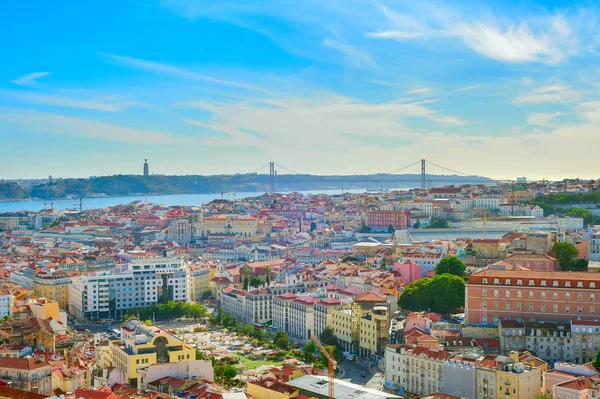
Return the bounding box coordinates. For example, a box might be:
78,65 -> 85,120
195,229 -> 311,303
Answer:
434,257 -> 466,277
303,341 -> 317,362
552,242 -> 581,271
427,219 -> 450,228
593,348 -> 600,373
320,327 -> 338,347
399,274 -> 465,313
566,207 -> 594,225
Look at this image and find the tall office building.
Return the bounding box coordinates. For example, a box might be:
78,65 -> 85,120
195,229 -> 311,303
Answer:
143,159 -> 149,176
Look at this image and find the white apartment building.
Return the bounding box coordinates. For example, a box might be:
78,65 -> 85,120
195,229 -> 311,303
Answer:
272,292 -> 296,335
69,257 -> 189,320
571,320 -> 600,364
589,232 -> 600,262
245,288 -> 272,325
474,195 -> 502,211
288,296 -> 316,341
220,288 -> 247,323
314,298 -> 342,340
396,200 -> 434,217
385,344 -> 448,396
0,290 -> 14,318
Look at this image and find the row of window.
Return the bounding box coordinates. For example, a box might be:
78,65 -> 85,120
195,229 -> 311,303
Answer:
482,289 -> 595,301
481,278 -> 596,288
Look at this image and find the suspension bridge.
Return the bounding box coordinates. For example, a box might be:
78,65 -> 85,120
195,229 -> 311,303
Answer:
248,159 -> 509,194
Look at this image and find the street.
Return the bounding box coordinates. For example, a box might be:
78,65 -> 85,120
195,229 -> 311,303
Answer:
340,360 -> 384,390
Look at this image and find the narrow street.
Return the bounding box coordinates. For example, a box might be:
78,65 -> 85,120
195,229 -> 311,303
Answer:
340,360 -> 384,390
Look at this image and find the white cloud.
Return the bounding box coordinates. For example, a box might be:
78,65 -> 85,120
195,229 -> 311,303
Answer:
322,36 -> 373,69
526,111 -> 565,127
0,90 -> 146,112
452,84 -> 485,92
11,72 -> 50,87
513,85 -> 581,104
575,101 -> 600,122
0,110 -> 188,145
367,3 -> 591,64
101,52 -> 272,94
405,87 -> 432,95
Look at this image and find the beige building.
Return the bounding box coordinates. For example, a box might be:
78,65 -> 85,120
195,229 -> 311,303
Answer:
33,269 -> 71,309
202,215 -> 259,238
0,357 -> 52,394
314,298 -> 342,340
288,296 -> 316,341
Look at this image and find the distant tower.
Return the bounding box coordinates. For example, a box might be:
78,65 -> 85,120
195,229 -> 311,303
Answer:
143,159 -> 149,177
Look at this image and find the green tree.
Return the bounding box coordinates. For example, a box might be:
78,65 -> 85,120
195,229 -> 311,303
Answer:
573,258 -> 589,271
275,335 -> 290,349
264,265 -> 271,286
380,258 -> 388,270
243,323 -> 255,337
413,219 -> 421,229
320,327 -> 338,347
319,345 -> 343,365
51,219 -> 61,227
143,319 -> 152,326
223,365 -> 238,379
398,274 -> 465,314
243,277 -> 249,291
535,394 -> 553,399
196,350 -> 205,360
552,242 -> 579,271
566,207 -> 594,225
387,224 -> 395,234
593,348 -> 600,372
249,276 -> 264,288
427,219 -> 450,228
303,341 -> 317,362
434,257 -> 467,277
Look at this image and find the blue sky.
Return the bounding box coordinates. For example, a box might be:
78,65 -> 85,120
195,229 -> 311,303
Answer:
1,0 -> 600,180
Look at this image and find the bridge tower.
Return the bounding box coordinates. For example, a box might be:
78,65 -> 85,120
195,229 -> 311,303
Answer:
421,159 -> 426,189
269,162 -> 275,194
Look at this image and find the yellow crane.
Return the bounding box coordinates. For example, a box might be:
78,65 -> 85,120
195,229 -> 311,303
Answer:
311,334 -> 336,399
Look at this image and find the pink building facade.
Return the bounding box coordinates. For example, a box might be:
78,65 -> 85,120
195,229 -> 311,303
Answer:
393,261 -> 423,284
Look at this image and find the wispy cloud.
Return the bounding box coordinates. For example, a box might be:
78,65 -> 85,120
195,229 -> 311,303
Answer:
101,52 -> 272,94
513,85 -> 581,104
453,84 -> 485,92
405,86 -> 432,95
322,36 -> 373,69
11,72 -> 50,87
367,3 -> 593,64
0,110 -> 186,145
0,90 -> 146,112
526,111 -> 565,127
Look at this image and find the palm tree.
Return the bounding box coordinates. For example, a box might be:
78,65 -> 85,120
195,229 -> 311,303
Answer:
241,265 -> 251,281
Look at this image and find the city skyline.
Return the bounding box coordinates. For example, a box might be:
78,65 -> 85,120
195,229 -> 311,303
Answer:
2,1 -> 600,180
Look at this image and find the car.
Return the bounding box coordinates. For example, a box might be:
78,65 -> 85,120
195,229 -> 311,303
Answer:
361,372 -> 366,377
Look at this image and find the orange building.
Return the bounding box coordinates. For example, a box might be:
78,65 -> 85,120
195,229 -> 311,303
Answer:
466,267 -> 600,325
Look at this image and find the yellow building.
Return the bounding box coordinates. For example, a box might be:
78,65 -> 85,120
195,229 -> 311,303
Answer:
202,215 -> 259,238
109,319 -> 195,386
359,306 -> 389,358
503,190 -> 535,204
247,378 -> 299,399
29,298 -> 60,321
190,265 -> 212,301
33,270 -> 71,309
495,352 -> 542,399
471,239 -> 505,259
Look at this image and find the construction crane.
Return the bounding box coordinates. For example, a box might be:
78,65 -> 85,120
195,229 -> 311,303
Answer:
311,334 -> 336,399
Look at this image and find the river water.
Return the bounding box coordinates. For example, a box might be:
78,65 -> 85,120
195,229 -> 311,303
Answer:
0,188 -> 386,213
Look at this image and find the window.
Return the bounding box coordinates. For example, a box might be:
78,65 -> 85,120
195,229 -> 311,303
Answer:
506,291 -> 511,298
529,303 -> 534,311
482,301 -> 487,309
494,290 -> 499,297
529,292 -> 534,299
565,281 -> 571,287
554,293 -> 559,300
566,305 -> 570,313
517,291 -> 522,298
494,301 -> 499,310
482,289 -> 487,297
541,304 -> 546,312
578,293 -> 583,301
553,281 -> 559,287
482,278 -> 488,284
541,292 -> 546,299
517,303 -> 522,311
505,279 -> 511,285
554,304 -> 558,312
494,278 -> 500,284
592,306 -> 595,315
592,294 -> 596,302
579,305 -> 583,314
505,302 -> 511,310
541,280 -> 547,286
566,293 -> 570,301
529,280 -> 535,286
517,279 -> 523,285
